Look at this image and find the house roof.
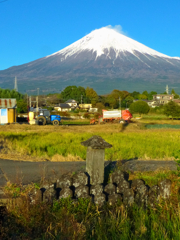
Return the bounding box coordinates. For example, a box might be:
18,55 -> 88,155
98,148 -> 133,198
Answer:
0,98 -> 17,108
58,103 -> 71,108
65,99 -> 78,103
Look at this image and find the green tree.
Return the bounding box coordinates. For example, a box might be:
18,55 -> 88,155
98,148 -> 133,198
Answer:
163,101 -> 180,119
142,91 -> 148,98
61,86 -> 87,103
125,95 -> 134,108
106,94 -> 117,108
95,102 -> 105,113
171,89 -> 179,99
138,94 -> 148,100
148,91 -> 157,100
129,101 -> 150,116
85,87 -> 98,105
17,99 -> 28,113
130,91 -> 140,99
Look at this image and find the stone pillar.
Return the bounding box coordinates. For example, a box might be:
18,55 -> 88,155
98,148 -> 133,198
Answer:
81,135 -> 112,185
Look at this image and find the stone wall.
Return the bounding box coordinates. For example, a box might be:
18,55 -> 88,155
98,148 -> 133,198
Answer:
27,169 -> 172,207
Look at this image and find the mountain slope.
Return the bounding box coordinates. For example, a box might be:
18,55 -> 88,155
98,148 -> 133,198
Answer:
1,27 -> 180,94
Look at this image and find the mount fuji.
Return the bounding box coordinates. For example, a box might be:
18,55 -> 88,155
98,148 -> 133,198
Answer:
1,26 -> 180,94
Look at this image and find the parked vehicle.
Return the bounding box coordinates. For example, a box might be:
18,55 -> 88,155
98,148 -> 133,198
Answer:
90,109 -> 132,124
29,109 -> 61,125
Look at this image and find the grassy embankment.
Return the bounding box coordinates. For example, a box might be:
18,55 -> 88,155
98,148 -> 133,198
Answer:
0,116 -> 180,161
1,169 -> 180,239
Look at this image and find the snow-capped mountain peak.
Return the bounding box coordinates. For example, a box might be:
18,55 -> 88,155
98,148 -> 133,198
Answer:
47,26 -> 175,60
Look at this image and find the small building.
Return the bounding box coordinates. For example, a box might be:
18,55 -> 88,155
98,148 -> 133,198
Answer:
152,94 -> 174,105
0,98 -> 17,124
54,103 -> 71,112
65,99 -> 78,108
79,103 -> 92,110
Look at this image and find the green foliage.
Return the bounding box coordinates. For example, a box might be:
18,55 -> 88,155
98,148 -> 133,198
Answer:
61,86 -> 88,103
95,102 -> 105,113
130,91 -> 140,99
129,100 -> 150,116
3,187 -> 180,240
83,112 -> 91,119
85,87 -> 98,105
17,99 -> 27,113
171,89 -> 179,99
148,91 -> 157,100
0,88 -> 23,100
163,101 -> 180,119
106,94 -> 117,108
138,94 -> 148,100
2,129 -> 180,160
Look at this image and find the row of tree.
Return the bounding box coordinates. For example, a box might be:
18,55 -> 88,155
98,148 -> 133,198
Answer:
60,86 -> 180,109
129,100 -> 180,119
0,86 -> 180,115
0,88 -> 23,100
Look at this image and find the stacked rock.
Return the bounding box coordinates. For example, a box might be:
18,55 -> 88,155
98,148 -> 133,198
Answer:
73,172 -> 90,199
90,184 -> 105,206
57,175 -> 73,199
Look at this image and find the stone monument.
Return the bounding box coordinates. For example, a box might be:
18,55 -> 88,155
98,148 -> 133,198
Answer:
81,135 -> 112,185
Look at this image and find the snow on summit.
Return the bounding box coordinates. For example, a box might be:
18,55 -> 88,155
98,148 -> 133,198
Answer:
47,27 -> 175,60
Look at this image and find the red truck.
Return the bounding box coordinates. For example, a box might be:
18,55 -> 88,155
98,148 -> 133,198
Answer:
90,109 -> 132,124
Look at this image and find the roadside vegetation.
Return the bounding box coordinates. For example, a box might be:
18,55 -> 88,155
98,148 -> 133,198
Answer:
1,169 -> 180,239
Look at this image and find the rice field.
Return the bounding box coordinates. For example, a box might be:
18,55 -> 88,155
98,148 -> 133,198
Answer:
1,121 -> 180,161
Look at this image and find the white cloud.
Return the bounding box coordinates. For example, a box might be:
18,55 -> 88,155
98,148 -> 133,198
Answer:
106,25 -> 127,36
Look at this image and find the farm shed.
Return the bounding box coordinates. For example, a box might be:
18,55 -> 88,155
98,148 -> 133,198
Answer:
0,98 -> 17,124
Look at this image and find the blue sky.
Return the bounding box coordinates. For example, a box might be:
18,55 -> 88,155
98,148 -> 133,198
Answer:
0,0 -> 180,70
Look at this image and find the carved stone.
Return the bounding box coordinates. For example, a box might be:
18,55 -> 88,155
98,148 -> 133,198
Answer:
158,179 -> 172,199
81,135 -> 112,185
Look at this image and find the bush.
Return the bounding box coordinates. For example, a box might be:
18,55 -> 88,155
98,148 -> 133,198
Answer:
83,113 -> 91,119
163,101 -> 180,119
59,111 -> 70,117
129,101 -> 150,116
94,113 -> 101,119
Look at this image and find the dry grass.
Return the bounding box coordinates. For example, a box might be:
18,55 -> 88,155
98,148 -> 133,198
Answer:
51,154 -> 83,162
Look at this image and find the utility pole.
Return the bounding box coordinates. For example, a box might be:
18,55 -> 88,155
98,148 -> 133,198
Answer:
36,96 -> 38,113
14,76 -> 18,92
119,97 -> 121,111
29,96 -> 31,108
166,85 -> 169,94
81,95 -> 83,105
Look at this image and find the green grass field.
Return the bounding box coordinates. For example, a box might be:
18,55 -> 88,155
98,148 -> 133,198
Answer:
0,120 -> 180,161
